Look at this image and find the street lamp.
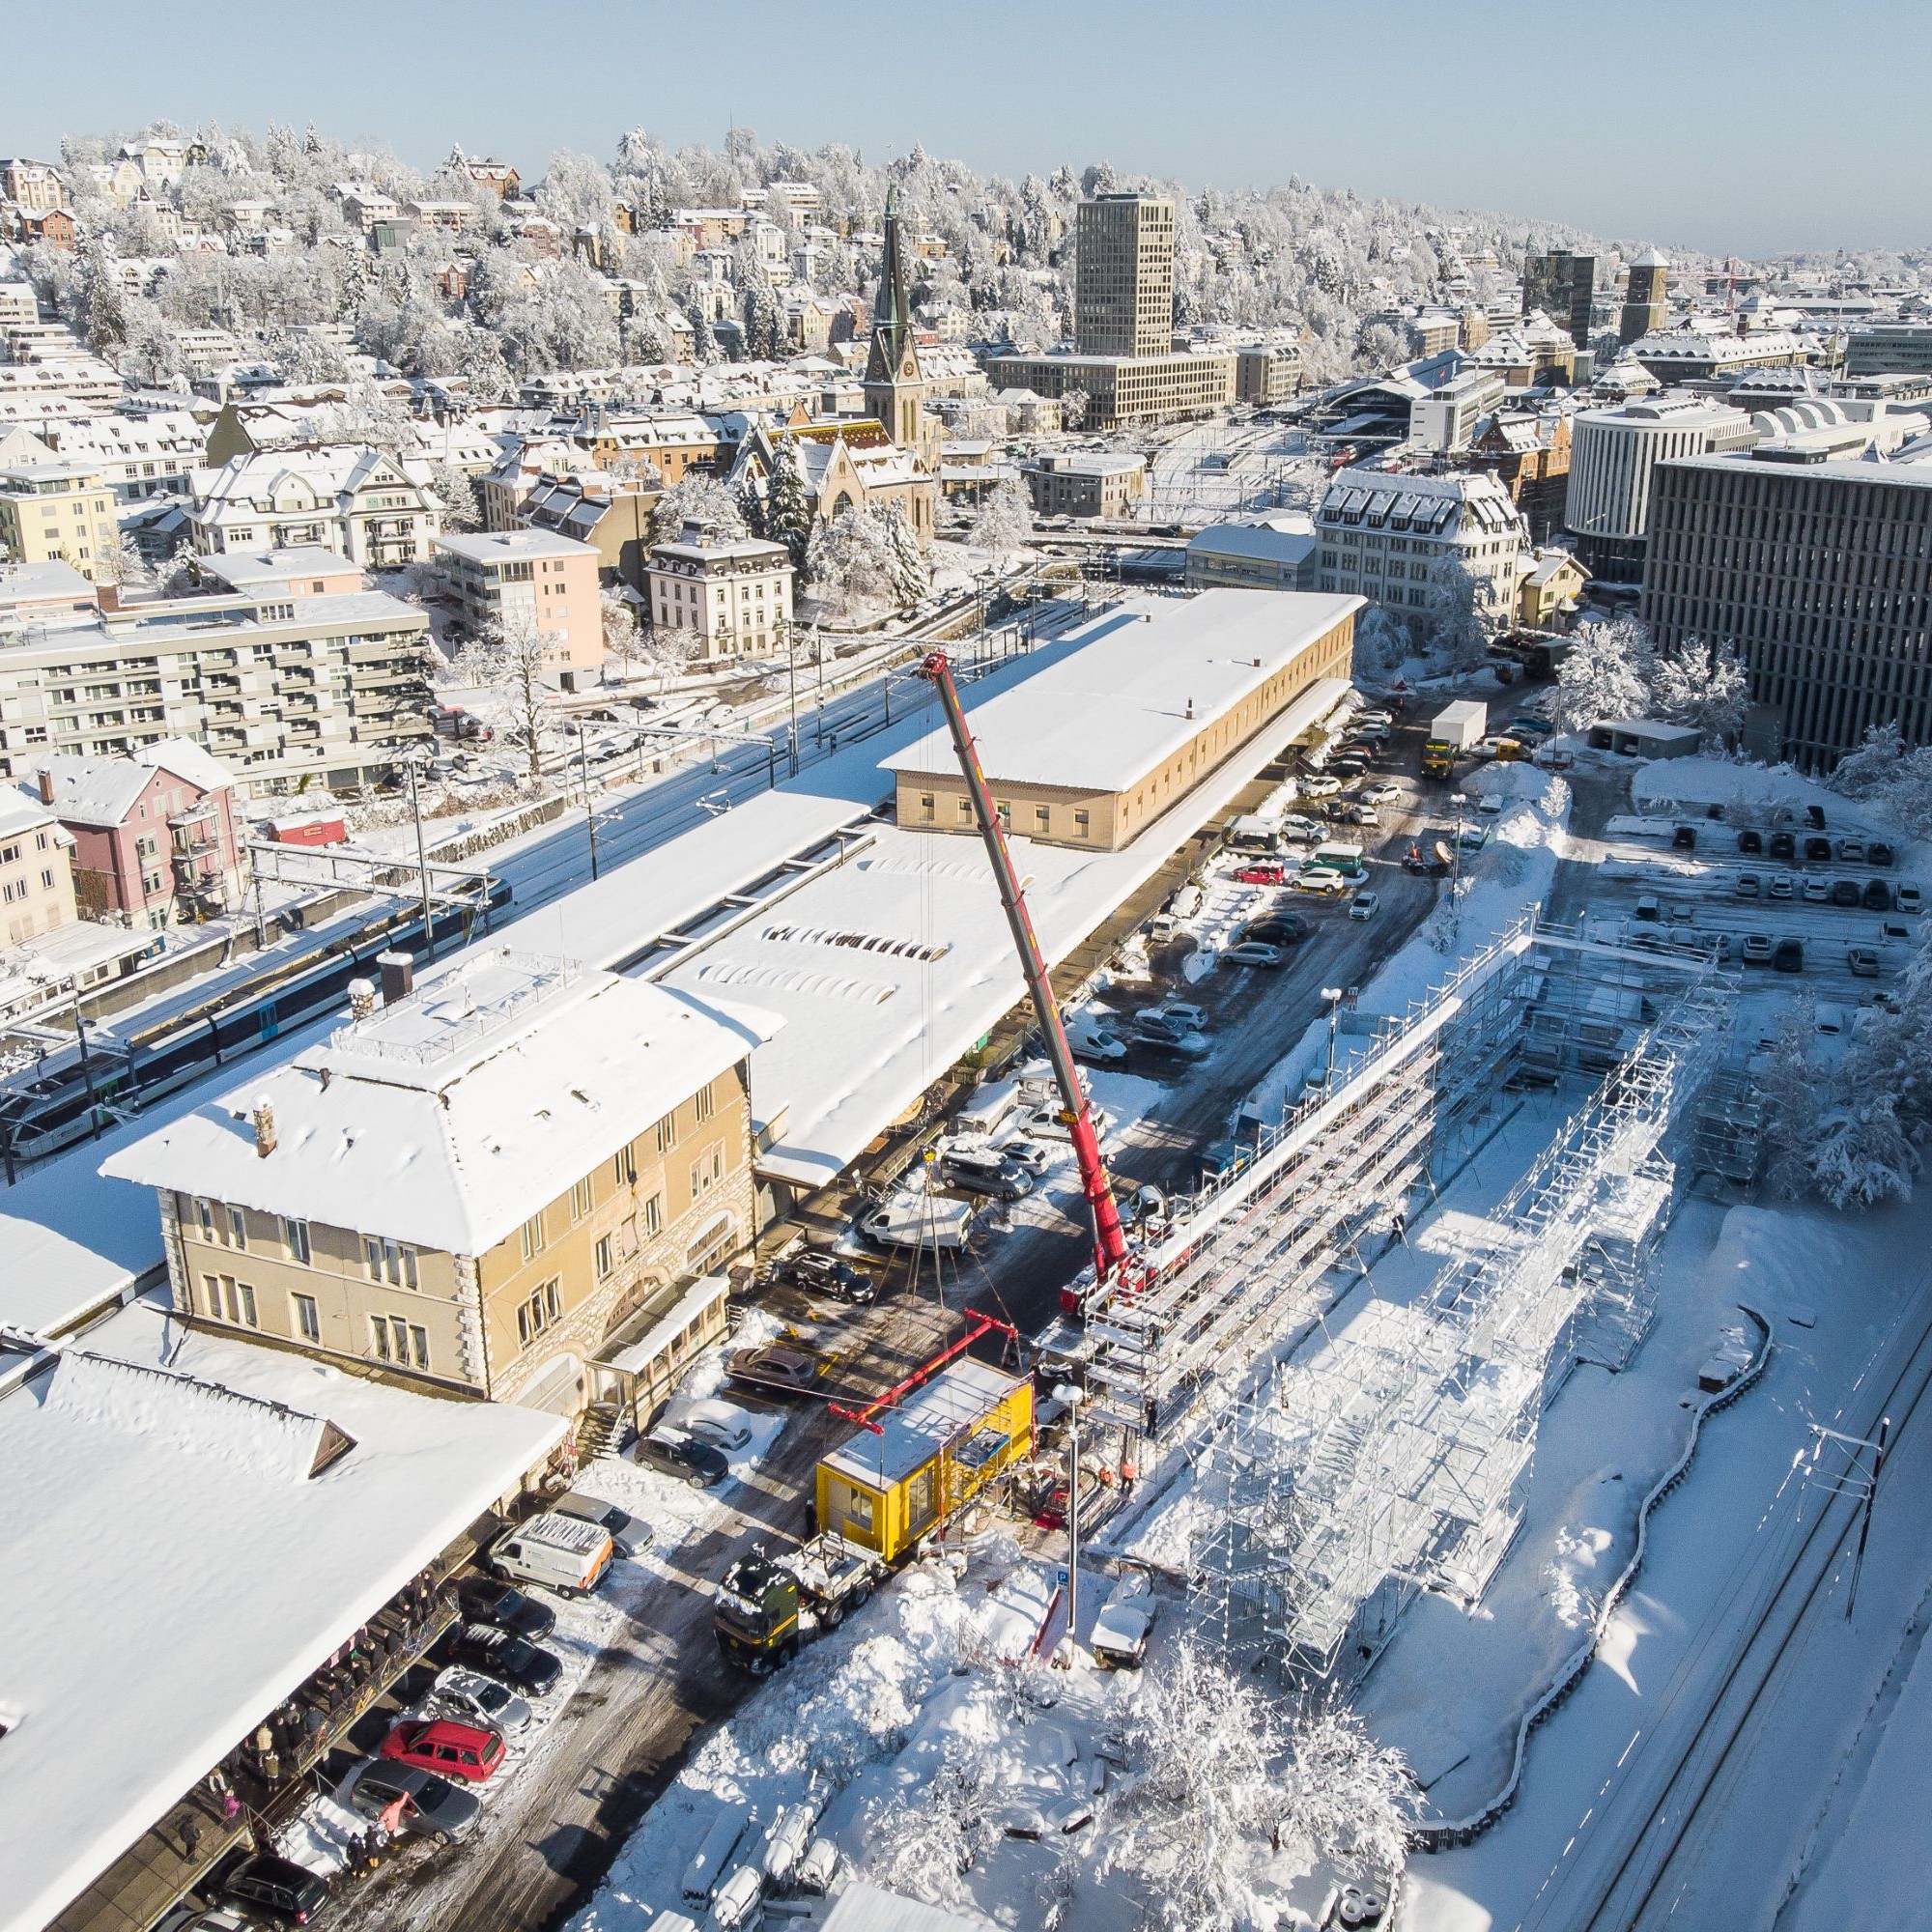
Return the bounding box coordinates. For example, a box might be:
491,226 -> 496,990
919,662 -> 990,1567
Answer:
1322,985 -> 1345,1086
403,746 -> 437,963
574,720 -> 601,881
1052,1382 -> 1085,1662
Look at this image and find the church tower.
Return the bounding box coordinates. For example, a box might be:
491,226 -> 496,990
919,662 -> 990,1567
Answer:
864,182 -> 928,448
1619,247 -> 1670,346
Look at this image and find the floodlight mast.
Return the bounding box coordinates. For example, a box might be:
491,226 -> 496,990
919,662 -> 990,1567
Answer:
916,649 -> 1130,1303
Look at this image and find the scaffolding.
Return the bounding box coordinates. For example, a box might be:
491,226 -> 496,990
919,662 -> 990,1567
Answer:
1186,937 -> 1732,1689
1075,919 -> 1543,1444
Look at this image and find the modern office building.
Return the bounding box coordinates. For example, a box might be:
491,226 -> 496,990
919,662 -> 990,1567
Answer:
1640,451 -> 1932,767
1845,324 -> 1932,378
1565,394 -> 1757,582
1618,248 -> 1670,346
1523,249 -> 1596,351
1074,193 -> 1177,356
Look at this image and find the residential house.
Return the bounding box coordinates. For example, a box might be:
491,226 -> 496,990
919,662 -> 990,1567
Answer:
458,155 -> 520,199
27,411 -> 206,502
185,444 -> 444,568
0,785 -> 76,944
523,469 -> 659,592
0,157 -> 65,211
102,946 -> 778,1424
1471,412 -> 1574,543
17,209 -> 76,249
646,521 -> 794,663
1515,550 -> 1589,632
33,737 -> 244,927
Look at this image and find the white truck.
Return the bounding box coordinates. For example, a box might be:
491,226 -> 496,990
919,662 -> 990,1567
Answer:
1429,699 -> 1488,752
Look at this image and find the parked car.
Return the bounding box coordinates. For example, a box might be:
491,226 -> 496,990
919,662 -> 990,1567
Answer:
1849,947 -> 1882,977
1827,878 -> 1861,907
1328,756 -> 1368,779
1741,933 -> 1775,963
380,1719 -> 506,1786
1476,795 -> 1506,817
1735,872 -> 1762,897
1299,776 -> 1343,799
1344,803 -> 1379,827
1068,1020 -> 1129,1064
1355,710 -> 1394,728
725,1344 -> 837,1395
634,1430 -> 729,1488
1349,890 -> 1380,922
938,1146 -> 1036,1199
682,1403 -> 754,1453
1241,915 -> 1308,947
1839,838 -> 1868,864
1770,831 -> 1797,861
1737,828 -> 1764,854
775,1250 -> 878,1304
446,1623 -> 563,1699
1774,938 -> 1805,973
1133,1009 -> 1212,1055
1154,1001 -> 1208,1032
1802,877 -> 1832,903
1352,722 -> 1391,743
427,1662 -> 533,1735
344,1759 -> 481,1844
1001,1136 -> 1053,1176
1361,781 -> 1404,805
1224,941 -> 1285,968
1769,873 -> 1796,900
1295,866 -> 1348,895
455,1577 -> 555,1642
1280,813 -> 1325,840
1091,1568 -> 1158,1670
1899,884 -> 1924,915
222,1855 -> 330,1926
1863,879 -> 1893,910
155,1910 -> 254,1932
1804,836 -> 1833,864
1233,860 -> 1285,885
1869,840 -> 1895,867
553,1491 -> 651,1560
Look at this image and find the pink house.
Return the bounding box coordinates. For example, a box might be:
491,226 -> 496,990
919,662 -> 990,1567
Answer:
35,738 -> 245,929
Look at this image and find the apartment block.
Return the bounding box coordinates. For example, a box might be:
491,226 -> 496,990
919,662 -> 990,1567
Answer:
1640,452 -> 1932,767
187,445 -> 443,569
647,522 -> 795,662
434,526 -> 603,678
0,785 -> 75,945
1316,468 -> 1529,623
0,457 -> 120,582
0,567 -> 431,796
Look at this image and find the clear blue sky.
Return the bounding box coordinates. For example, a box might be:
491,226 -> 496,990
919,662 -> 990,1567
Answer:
18,0 -> 1928,256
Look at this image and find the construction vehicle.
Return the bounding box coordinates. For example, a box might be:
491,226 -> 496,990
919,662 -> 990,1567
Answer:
1422,698 -> 1488,779
713,1533 -> 884,1673
917,650 -> 1131,1315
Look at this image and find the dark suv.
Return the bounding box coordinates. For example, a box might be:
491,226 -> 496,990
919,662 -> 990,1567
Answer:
634,1430 -> 730,1488
455,1576 -> 555,1641
223,1854 -> 330,1925
446,1623 -> 562,1698
775,1251 -> 879,1304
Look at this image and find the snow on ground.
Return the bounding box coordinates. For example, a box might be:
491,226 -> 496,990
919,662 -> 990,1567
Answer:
1403,1189 -> 1932,1930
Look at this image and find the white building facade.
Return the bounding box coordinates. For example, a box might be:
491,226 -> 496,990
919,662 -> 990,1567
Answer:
1315,467 -> 1528,624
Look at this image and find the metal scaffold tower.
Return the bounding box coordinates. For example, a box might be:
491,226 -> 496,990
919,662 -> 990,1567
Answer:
1187,940 -> 1732,1690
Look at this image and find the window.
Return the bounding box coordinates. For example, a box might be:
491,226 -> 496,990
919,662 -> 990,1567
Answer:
641,1191 -> 664,1237
570,1177 -> 594,1223
1035,806 -> 1052,833
520,1212 -> 546,1262
371,1314 -> 430,1368
203,1274 -> 257,1327
689,1143 -> 724,1199
364,1236 -> 418,1288
1073,809 -> 1092,838
654,1111 -> 678,1154
594,1234 -> 613,1278
694,1082 -> 715,1124
292,1293 -> 320,1342
956,797 -> 974,823
611,1144 -> 637,1187
515,1279 -> 562,1349
227,1206 -> 247,1250
284,1218 -> 311,1264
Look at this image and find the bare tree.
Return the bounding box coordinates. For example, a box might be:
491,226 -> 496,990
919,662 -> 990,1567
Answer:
455,611 -> 555,782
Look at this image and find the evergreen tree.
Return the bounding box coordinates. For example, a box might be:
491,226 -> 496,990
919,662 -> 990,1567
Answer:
880,501 -> 930,607
736,474 -> 768,539
765,440 -> 813,576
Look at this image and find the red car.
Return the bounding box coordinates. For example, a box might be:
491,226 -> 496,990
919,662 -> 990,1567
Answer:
380,1719 -> 506,1785
1234,861 -> 1285,884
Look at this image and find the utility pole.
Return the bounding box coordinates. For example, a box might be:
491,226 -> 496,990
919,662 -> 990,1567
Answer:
575,721 -> 601,880
1322,985 -> 1345,1086
784,621 -> 799,777
1054,1381 -> 1085,1662
405,750 -> 437,962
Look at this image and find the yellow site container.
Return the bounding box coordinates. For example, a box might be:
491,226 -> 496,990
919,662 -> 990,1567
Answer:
815,1359 -> 1035,1562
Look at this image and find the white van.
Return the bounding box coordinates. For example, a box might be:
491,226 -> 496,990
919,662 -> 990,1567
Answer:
682,1808 -> 752,1902
1227,813 -> 1283,854
955,1077 -> 1024,1141
488,1513 -> 614,1599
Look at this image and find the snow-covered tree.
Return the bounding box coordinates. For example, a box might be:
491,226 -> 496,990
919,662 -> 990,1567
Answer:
861,1754 -> 987,1910
96,534 -> 155,590
1549,614 -> 1656,733
427,459 -> 481,532
1758,1010 -> 1827,1200
765,440 -> 813,576
1651,637 -> 1747,746
1423,561 -> 1489,671
968,476 -> 1035,556
1059,387 -> 1089,433
71,238 -> 129,356
1810,1094 -> 1918,1210
1352,604 -> 1412,681
880,501 -> 930,608
600,585 -> 645,676
806,505 -> 895,614
455,611 -> 555,782
1827,722 -> 1932,841
648,474 -> 747,548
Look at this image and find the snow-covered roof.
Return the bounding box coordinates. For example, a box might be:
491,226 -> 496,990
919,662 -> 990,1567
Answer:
823,1359 -> 1025,1490
0,1302 -> 562,1932
434,526 -> 597,565
202,544 -> 357,590
134,735 -> 236,795
32,753 -> 153,826
883,589 -> 1358,795
1186,521 -> 1319,563
101,949 -> 780,1256
0,556 -> 95,613
0,785 -> 59,839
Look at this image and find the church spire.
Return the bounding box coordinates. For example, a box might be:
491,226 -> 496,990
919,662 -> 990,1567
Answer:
864,178 -> 926,445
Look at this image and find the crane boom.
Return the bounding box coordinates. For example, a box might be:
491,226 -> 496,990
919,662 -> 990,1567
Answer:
917,650 -> 1130,1295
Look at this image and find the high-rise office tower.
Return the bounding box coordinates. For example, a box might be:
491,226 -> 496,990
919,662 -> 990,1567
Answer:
1075,193 -> 1177,356
1522,248 -> 1596,351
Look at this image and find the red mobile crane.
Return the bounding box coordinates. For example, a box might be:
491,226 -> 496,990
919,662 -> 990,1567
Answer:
917,650 -> 1130,1310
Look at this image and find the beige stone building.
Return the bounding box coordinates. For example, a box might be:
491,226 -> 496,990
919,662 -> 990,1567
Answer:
1025,452 -> 1147,519
1075,194 -> 1177,357
103,948 -> 778,1424
0,785 -> 76,944
982,348 -> 1236,429
0,456 -> 119,582
647,522 -> 794,662
884,588 -> 1358,852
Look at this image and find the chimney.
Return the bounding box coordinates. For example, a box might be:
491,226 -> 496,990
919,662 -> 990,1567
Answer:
37,768 -> 55,806
251,1096 -> 276,1158
1185,697 -> 1195,720
347,976 -> 378,1020
377,951 -> 414,1006
97,583 -> 122,613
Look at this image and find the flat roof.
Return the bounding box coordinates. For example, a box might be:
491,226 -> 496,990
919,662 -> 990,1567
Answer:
822,1358 -> 1024,1491
0,1301 -> 562,1932
435,526 -> 598,562
203,545 -> 357,588
1662,450 -> 1932,490
882,589 -> 1358,794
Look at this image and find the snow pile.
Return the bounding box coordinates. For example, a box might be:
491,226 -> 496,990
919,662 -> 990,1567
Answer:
1542,1523 -> 1615,1632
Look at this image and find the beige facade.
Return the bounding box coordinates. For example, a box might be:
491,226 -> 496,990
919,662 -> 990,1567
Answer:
1025,453 -> 1147,519
0,459 -> 119,582
983,350 -> 1236,429
1236,345 -> 1302,405
0,789 -> 75,944
894,607 -> 1357,852
647,525 -> 795,662
1075,194 -> 1177,357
